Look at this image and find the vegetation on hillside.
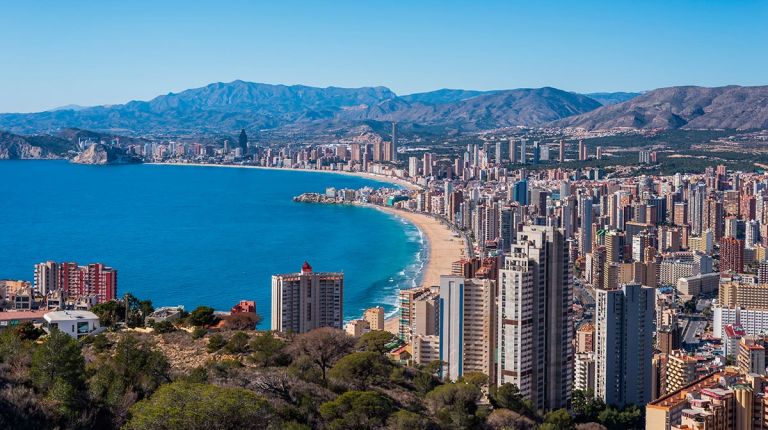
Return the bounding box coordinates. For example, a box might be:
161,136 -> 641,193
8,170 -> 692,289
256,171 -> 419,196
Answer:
0,297 -> 643,429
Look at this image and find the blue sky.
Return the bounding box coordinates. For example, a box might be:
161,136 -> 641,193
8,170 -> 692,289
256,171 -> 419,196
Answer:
1,0 -> 766,112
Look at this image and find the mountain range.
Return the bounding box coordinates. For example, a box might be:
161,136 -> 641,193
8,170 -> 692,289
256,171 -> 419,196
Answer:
552,85 -> 768,130
0,82 -> 607,135
0,81 -> 766,136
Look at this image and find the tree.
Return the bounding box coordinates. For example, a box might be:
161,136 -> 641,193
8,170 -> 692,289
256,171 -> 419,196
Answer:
0,330 -> 29,363
91,300 -> 126,326
108,335 -> 169,397
412,369 -> 439,395
91,334 -> 112,353
597,405 -> 643,430
123,382 -> 273,430
319,390 -> 393,430
250,331 -> 289,366
88,335 -> 170,426
224,332 -> 250,354
188,306 -> 217,327
328,351 -> 393,389
191,327 -> 207,339
0,384 -> 58,429
356,330 -> 398,354
14,322 -> 44,341
387,410 -> 435,430
491,383 -> 534,417
425,382 -> 481,430
541,409 -> 576,430
91,295 -> 154,327
572,389 -> 605,423
485,409 -> 535,430
458,371 -> 488,388
207,334 -> 226,353
151,320 -> 175,334
29,329 -> 86,415
287,328 -> 354,384
223,312 -> 262,330
124,294 -> 154,327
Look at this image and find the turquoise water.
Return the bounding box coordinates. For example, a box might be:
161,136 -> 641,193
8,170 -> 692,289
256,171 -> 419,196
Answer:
0,161 -> 423,326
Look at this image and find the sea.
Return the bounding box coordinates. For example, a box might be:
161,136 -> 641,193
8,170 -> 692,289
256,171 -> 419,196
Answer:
0,160 -> 425,327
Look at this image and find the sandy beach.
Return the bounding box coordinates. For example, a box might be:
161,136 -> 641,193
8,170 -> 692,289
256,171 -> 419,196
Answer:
374,206 -> 467,334
147,161 -> 420,190
373,206 -> 466,290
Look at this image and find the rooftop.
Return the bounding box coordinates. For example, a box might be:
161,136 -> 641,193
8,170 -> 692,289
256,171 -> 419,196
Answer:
0,310 -> 48,322
44,310 -> 99,321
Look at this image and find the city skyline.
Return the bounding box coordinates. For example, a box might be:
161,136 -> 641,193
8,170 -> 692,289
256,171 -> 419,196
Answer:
1,0 -> 767,112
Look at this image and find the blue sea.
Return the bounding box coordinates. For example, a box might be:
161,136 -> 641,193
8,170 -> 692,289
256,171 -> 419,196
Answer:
0,160 -> 424,326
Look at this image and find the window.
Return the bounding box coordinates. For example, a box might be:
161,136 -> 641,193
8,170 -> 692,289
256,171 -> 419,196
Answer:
77,321 -> 90,334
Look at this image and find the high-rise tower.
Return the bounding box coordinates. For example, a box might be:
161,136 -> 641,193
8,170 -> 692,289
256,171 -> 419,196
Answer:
498,225 -> 573,410
238,129 -> 248,153
271,262 -> 344,333
594,283 -> 655,406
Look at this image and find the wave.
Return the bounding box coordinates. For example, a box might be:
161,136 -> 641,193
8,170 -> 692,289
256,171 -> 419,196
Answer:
344,216 -> 429,324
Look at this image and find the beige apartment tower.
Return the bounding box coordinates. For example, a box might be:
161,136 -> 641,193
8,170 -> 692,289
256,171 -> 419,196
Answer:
271,261 -> 343,334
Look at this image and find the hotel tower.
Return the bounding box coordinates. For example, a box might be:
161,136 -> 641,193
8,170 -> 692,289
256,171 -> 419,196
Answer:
271,261 -> 344,334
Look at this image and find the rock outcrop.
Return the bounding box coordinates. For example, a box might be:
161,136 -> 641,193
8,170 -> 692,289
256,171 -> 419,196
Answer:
71,143 -> 141,165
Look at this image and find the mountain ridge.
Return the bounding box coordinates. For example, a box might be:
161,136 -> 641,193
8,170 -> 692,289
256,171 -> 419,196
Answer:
0,81 -> 603,135
1,81 -> 765,135
551,85 -> 768,130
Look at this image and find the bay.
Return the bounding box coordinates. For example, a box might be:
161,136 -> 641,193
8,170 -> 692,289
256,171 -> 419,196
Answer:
0,160 -> 423,327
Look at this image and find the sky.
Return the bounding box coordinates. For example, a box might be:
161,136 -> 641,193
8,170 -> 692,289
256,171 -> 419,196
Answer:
1,0 -> 766,112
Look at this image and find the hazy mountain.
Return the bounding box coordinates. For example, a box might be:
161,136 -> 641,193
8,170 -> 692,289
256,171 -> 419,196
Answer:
552,86 -> 768,130
0,81 -> 398,135
49,104 -> 90,112
0,81 -> 605,135
11,81 -> 763,136
399,89 -> 498,104
584,92 -> 642,106
339,87 -> 602,130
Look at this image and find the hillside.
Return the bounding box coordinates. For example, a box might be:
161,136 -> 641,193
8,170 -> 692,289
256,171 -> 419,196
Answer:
0,129 -> 146,160
0,131 -> 69,159
552,85 -> 768,130
584,92 -> 642,106
399,88 -> 498,104
0,303 -> 639,430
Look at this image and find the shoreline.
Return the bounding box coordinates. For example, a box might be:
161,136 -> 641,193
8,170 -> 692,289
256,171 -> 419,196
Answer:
146,161 -> 420,190
147,161 -> 465,334
372,205 -> 466,334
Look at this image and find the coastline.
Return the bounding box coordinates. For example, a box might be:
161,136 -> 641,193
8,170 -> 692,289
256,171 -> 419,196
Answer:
372,205 -> 466,334
147,161 -> 465,334
372,205 -> 465,290
146,161 -> 420,190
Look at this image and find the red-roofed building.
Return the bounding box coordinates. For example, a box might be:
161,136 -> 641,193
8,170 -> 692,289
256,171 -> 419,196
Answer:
723,324 -> 746,358
231,300 -> 256,314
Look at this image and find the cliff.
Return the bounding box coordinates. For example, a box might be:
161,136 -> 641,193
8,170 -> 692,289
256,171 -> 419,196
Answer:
71,143 -> 141,165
